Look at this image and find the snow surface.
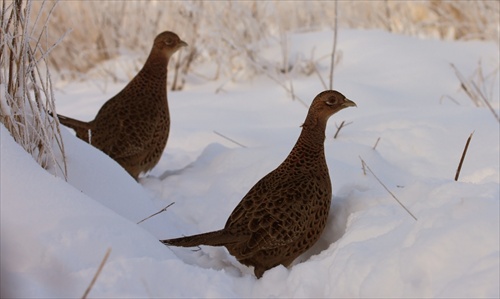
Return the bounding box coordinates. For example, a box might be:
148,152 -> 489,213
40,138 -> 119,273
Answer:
1,29 -> 499,298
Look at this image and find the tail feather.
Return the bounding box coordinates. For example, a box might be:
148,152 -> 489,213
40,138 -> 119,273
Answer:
161,229 -> 246,247
55,113 -> 91,142
56,113 -> 90,130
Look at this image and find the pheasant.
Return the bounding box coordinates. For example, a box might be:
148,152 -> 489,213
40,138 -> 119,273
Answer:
55,31 -> 187,180
161,90 -> 356,278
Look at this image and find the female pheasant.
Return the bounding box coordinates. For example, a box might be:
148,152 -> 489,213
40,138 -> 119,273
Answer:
55,31 -> 187,180
161,90 -> 356,278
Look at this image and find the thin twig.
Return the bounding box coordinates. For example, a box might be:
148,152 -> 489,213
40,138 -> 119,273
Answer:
383,0 -> 393,32
359,156 -> 417,221
309,46 -> 327,90
439,95 -> 460,105
171,51 -> 182,91
288,72 -> 296,103
329,0 -> 339,89
360,158 -> 367,176
137,202 -> 175,224
451,63 -> 480,107
333,120 -> 353,139
471,80 -> 500,123
455,131 -> 474,181
313,62 -> 327,90
213,130 -> 247,148
372,137 -> 381,150
82,248 -> 111,299
333,121 -> 345,139
450,63 -> 499,123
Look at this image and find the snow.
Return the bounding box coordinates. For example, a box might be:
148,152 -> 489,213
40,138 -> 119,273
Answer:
1,29 -> 499,298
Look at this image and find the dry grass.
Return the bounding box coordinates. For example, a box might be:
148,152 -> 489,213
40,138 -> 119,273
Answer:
1,0 -> 67,178
454,132 -> 474,181
359,156 -> 418,221
213,130 -> 248,149
81,247 -> 111,299
137,202 -> 175,225
29,0 -> 499,84
450,62 -> 500,123
333,120 -> 353,139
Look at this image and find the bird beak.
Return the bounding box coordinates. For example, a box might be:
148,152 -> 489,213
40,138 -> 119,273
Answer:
343,98 -> 357,108
179,40 -> 188,48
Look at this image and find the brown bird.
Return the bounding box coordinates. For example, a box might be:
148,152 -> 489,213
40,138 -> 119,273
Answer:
55,31 -> 187,180
161,90 -> 356,278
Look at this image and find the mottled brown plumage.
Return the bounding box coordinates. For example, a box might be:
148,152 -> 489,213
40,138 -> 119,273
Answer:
56,31 -> 187,180
161,90 -> 356,278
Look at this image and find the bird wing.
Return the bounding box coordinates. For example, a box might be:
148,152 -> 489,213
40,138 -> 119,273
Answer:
91,94 -> 159,160
225,172 -> 320,257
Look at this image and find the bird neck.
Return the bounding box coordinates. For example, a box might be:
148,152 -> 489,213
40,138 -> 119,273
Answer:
284,117 -> 328,170
141,50 -> 169,80
296,119 -> 327,154
299,111 -> 328,147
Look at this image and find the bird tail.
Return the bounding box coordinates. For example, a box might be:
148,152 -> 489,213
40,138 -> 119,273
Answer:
54,113 -> 91,142
161,229 -> 244,247
56,113 -> 89,130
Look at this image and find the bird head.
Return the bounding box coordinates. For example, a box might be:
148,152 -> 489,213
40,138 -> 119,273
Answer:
153,31 -> 188,58
313,89 -> 356,117
302,90 -> 356,128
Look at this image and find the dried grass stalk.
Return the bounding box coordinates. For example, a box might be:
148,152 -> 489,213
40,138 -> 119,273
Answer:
213,130 -> 247,148
333,120 -> 352,139
359,156 -> 418,221
451,63 -> 499,123
454,131 -> 474,181
329,0 -> 339,90
0,0 -> 67,178
81,248 -> 111,299
137,202 -> 175,224
372,137 -> 381,150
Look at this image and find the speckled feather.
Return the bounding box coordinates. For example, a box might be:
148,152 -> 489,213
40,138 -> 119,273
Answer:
56,31 -> 187,180
161,90 -> 356,278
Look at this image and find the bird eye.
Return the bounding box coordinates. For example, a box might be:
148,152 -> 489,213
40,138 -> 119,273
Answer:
164,39 -> 174,45
325,97 -> 336,106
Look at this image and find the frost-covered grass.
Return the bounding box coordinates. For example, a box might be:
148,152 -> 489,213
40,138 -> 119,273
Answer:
1,28 -> 499,298
32,0 -> 499,82
0,0 -> 67,176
